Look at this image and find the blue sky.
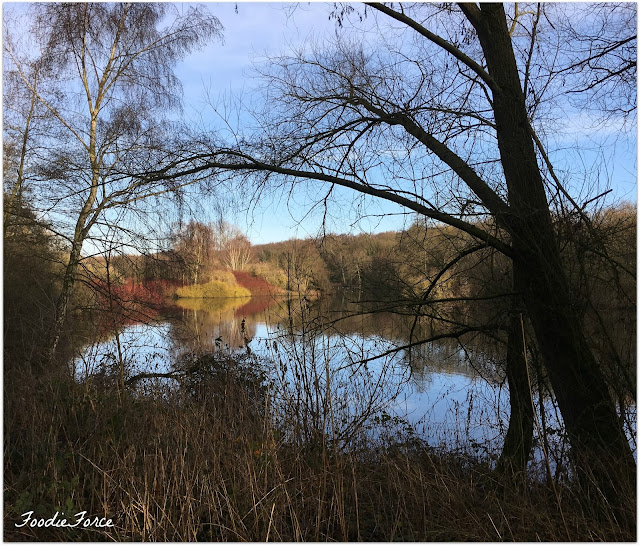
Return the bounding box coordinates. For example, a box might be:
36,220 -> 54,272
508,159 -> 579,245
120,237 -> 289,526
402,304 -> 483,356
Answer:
173,3 -> 423,244
172,2 -> 636,245
6,2 -> 636,247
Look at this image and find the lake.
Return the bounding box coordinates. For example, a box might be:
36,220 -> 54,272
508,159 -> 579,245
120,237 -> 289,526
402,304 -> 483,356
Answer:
73,293 -> 635,475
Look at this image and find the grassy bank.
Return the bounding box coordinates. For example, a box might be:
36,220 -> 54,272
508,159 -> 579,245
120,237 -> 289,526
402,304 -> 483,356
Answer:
172,269 -> 289,301
173,269 -> 251,300
4,356 -> 634,541
175,279 -> 251,299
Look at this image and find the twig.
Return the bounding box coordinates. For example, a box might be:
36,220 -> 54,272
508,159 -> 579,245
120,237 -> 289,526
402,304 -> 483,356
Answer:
265,502 -> 276,542
520,314 -> 571,540
125,371 -> 184,386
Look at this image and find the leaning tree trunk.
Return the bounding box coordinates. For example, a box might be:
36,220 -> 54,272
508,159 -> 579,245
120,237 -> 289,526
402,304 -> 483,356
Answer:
497,270 -> 534,477
468,2 -> 635,512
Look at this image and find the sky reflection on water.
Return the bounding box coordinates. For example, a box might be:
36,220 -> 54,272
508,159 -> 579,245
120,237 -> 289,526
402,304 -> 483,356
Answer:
73,298 -> 511,457
74,296 -> 634,473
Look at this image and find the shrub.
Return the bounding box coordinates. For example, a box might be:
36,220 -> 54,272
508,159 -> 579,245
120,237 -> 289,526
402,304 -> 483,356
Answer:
233,270 -> 283,295
206,269 -> 238,285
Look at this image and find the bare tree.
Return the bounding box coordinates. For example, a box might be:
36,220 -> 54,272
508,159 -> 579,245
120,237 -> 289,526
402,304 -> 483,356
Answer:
4,3 -> 222,360
552,2 -> 636,119
172,220 -> 217,284
3,60 -> 41,229
223,230 -> 253,271
136,2 -> 635,508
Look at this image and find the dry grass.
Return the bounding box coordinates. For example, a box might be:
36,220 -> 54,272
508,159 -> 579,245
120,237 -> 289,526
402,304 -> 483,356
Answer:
4,356 -> 635,542
174,278 -> 251,299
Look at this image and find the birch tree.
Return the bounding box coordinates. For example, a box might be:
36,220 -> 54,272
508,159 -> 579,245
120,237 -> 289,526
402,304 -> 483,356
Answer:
4,3 -> 222,359
171,220 -> 216,284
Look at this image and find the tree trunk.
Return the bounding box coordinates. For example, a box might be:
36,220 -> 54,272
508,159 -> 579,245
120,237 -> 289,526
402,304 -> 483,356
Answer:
48,237 -> 83,362
471,2 -> 635,509
497,273 -> 534,476
48,169 -> 97,362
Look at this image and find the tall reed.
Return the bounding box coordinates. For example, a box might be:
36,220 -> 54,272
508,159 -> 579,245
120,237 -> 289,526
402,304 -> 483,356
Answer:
5,346 -> 635,541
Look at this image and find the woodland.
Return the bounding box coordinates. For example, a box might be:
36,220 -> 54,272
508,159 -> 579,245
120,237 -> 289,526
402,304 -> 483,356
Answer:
3,2 -> 637,541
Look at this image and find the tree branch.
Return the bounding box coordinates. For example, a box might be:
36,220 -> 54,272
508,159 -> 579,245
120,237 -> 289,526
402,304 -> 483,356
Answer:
135,151 -> 515,258
356,327 -> 488,365
368,2 -> 500,94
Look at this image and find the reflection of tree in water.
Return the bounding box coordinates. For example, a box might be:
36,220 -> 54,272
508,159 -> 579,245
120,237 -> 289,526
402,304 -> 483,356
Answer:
168,296 -> 281,356
408,338 -> 504,384
275,292 -> 507,384
170,298 -> 252,355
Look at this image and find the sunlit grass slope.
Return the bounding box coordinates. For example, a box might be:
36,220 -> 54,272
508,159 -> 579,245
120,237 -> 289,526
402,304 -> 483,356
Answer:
176,280 -> 251,299
174,269 -> 251,300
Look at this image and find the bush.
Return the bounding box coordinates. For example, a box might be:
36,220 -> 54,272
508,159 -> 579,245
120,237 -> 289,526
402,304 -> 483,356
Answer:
206,269 -> 238,285
233,270 -> 283,295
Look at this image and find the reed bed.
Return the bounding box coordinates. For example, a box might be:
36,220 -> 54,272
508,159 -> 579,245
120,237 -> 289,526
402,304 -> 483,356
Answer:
4,354 -> 635,542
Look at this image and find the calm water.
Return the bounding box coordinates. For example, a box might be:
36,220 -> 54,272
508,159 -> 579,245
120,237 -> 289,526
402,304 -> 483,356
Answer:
73,294 -> 635,471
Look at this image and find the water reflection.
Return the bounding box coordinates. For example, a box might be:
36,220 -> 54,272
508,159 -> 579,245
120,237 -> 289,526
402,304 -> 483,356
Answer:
73,296 -> 514,452
169,296 -> 256,353
77,294 -> 630,475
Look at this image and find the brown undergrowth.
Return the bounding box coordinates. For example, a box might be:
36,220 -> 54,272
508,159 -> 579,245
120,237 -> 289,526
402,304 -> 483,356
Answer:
4,357 -> 635,542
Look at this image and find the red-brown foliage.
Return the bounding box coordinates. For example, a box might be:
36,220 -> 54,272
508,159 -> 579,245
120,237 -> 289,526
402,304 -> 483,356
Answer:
91,279 -> 180,335
232,270 -> 282,296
